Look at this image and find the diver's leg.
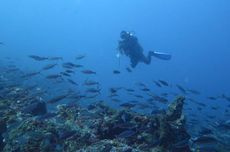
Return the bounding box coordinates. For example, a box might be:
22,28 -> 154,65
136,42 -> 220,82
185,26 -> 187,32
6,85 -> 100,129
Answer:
130,58 -> 138,68
141,52 -> 152,65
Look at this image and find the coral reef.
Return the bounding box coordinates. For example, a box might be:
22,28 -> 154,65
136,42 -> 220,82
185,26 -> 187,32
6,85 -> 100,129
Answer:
1,94 -> 191,152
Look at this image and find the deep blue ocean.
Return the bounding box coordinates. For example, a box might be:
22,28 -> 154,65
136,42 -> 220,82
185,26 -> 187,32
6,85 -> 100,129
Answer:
0,0 -> 230,151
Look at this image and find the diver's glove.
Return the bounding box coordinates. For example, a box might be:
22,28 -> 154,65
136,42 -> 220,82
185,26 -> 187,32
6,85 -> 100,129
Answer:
150,51 -> 172,60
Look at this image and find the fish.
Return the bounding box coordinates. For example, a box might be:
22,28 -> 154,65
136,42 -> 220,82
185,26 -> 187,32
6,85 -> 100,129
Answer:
221,94 -> 230,102
46,74 -> 62,80
207,96 -> 218,100
62,62 -> 77,68
187,89 -> 201,95
59,130 -> 77,140
129,100 -> 139,103
47,94 -> 69,104
153,81 -> 162,87
136,82 -> 146,87
62,62 -> 82,69
65,69 -> 75,74
83,80 -> 99,86
108,94 -> 119,98
109,88 -> 117,94
192,135 -> 219,145
86,88 -> 100,94
60,72 -> 71,77
176,85 -> 187,94
21,71 -> 40,78
116,130 -> 136,139
211,106 -> 219,110
141,88 -> 150,92
0,42 -> 4,45
29,55 -> 48,61
125,88 -> 135,92
49,57 -> 63,61
42,63 -> 57,71
198,127 -> 213,136
111,98 -> 122,103
120,103 -> 136,109
81,70 -> 96,74
126,67 -> 132,72
134,94 -> 144,98
113,70 -> 121,74
158,80 -> 169,86
75,55 -> 86,60
5,68 -> 20,73
67,79 -> 78,86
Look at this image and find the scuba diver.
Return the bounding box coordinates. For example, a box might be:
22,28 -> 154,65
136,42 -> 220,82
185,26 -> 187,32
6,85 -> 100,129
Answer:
117,31 -> 171,68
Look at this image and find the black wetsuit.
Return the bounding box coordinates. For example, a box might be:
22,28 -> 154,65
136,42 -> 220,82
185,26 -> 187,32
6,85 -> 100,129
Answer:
118,34 -> 153,68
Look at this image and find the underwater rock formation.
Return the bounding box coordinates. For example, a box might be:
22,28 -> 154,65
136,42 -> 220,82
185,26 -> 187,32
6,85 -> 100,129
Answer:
22,101 -> 47,116
1,96 -> 191,152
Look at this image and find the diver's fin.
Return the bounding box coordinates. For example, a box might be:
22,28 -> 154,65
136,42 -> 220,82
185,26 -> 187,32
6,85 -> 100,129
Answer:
151,51 -> 172,60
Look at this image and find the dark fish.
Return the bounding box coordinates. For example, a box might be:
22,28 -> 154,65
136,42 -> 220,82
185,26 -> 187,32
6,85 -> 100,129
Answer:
60,72 -> 71,77
148,94 -> 168,104
129,100 -> 139,103
134,94 -> 144,98
125,88 -> 135,92
192,135 -> 219,145
176,85 -> 187,94
42,63 -> 57,70
46,74 -> 62,79
158,80 -> 169,86
5,68 -> 20,73
84,80 -> 99,86
81,70 -> 96,74
198,127 -> 213,136
108,94 -> 119,98
136,82 -> 146,87
67,79 -> 78,86
86,88 -> 100,94
74,64 -> 83,68
109,88 -> 117,94
211,106 -> 219,110
222,94 -> 230,102
47,94 -> 69,104
49,57 -> 63,61
207,96 -> 217,100
29,55 -> 48,61
120,103 -> 136,109
216,120 -> 230,130
141,88 -> 150,92
21,71 -> 40,78
161,93 -> 168,97
62,62 -> 75,68
59,130 -> 77,140
111,98 -> 121,103
0,42 -> 4,45
113,70 -> 121,74
65,69 -> 75,74
153,81 -> 162,87
116,130 -> 136,138
75,55 -> 86,60
86,94 -> 99,99
62,62 -> 82,69
187,89 -> 201,95
136,102 -> 152,109
126,67 -> 132,72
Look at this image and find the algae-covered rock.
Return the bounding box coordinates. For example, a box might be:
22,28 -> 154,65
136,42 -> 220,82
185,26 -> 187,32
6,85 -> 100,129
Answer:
22,101 -> 47,116
166,96 -> 185,121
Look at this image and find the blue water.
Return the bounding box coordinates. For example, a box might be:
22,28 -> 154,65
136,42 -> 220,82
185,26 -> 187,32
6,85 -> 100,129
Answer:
0,0 -> 230,133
